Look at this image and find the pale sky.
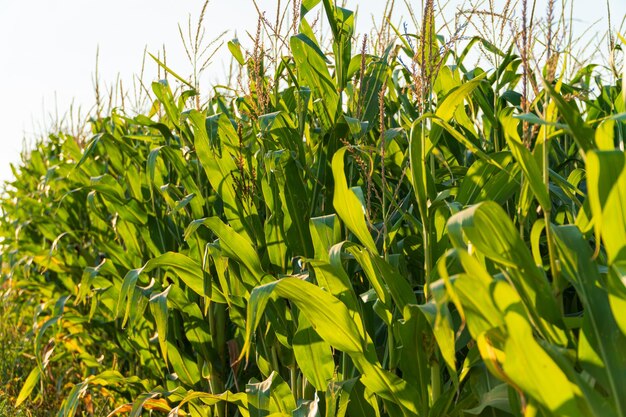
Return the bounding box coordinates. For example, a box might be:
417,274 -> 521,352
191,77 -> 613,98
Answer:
0,0 -> 623,184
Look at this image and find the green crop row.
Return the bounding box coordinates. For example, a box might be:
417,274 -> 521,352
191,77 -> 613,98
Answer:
1,1 -> 625,416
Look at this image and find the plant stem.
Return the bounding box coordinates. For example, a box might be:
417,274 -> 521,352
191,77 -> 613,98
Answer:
430,360 -> 441,405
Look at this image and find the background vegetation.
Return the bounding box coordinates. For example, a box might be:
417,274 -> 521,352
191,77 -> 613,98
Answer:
1,0 -> 625,416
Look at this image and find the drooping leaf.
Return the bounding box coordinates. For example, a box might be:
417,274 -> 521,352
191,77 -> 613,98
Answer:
331,148 -> 378,254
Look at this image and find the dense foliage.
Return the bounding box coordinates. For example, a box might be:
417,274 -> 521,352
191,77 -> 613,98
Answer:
1,1 -> 626,416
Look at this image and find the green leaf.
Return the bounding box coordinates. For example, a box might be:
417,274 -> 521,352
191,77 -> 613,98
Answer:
15,366 -> 41,407
293,315 -> 335,390
152,81 -> 182,128
447,202 -> 566,345
243,277 -> 419,417
293,394 -> 320,417
435,72 -> 486,121
228,39 -> 245,65
186,217 -> 267,284
262,169 -> 289,272
355,359 -> 419,417
34,295 -> 70,364
149,52 -> 195,89
552,225 -> 626,416
167,340 -> 201,386
501,113 -> 551,210
499,303 -> 583,417
463,383 -> 510,415
270,150 -> 314,258
309,215 -> 341,261
143,252 -> 208,298
149,286 -> 171,364
348,246 -> 416,312
437,250 -> 503,342
187,111 -> 252,235
309,247 -> 361,317
586,150 -> 626,263
168,391 -> 247,415
115,268 -> 142,326
332,148 -> 378,254
457,152 -> 518,205
596,119 -> 616,150
544,81 -> 596,156
243,277 -> 366,361
417,290 -> 457,374
328,6 -> 354,92
430,116 -> 506,171
301,0 -> 321,16
56,381 -> 90,417
290,28 -> 338,131
247,374 -> 272,417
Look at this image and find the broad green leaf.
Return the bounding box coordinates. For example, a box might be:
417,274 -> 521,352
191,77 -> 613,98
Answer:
430,117 -> 506,171
586,150 -> 626,262
447,202 -> 565,341
149,286 -> 171,363
328,6 -> 354,92
300,0 -> 321,16
437,250 -> 503,339
290,24 -> 338,130
501,113 -> 551,211
293,315 -> 335,391
544,82 -> 596,156
309,215 -> 341,261
246,376 -> 272,417
553,225 -> 626,415
242,277 -> 366,361
607,265 -> 626,336
435,72 -> 486,121
394,305 -> 430,416
309,244 -> 361,317
56,381 -> 90,417
354,359 -> 419,417
596,119 -> 616,150
167,340 -> 201,386
187,111 -> 250,235
15,366 -> 41,407
332,148 -> 378,254
457,152 -> 518,205
34,295 -> 70,364
293,394 -> 320,417
463,383 -> 510,415
500,303 -> 583,417
228,39 -> 245,65
166,286 -> 213,361
143,252 -> 208,298
152,81 -> 182,129
124,391 -> 171,417
149,53 -> 195,89
169,391 -> 247,415
186,217 -> 267,284
348,246 -> 416,312
262,170 -> 289,272
418,285 -> 456,374
115,268 -> 142,326
269,150 -> 313,258
242,277 -> 419,417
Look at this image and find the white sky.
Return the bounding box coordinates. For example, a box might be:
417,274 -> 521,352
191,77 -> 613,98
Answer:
0,0 -> 624,184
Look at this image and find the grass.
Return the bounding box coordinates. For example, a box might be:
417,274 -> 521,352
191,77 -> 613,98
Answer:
0,281 -> 59,416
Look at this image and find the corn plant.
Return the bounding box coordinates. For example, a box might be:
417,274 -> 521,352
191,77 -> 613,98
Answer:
1,1 -> 625,417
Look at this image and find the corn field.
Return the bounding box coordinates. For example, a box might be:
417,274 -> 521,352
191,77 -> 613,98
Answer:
1,1 -> 626,416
